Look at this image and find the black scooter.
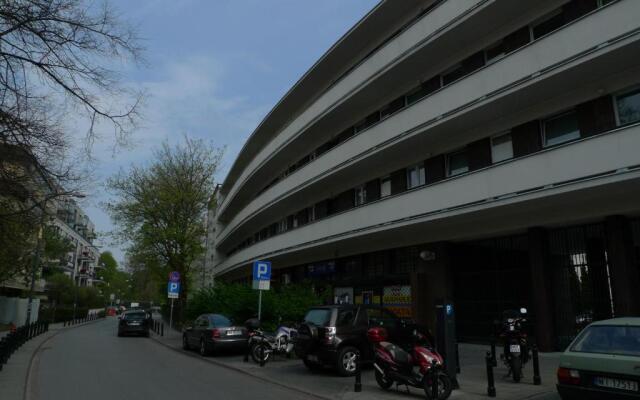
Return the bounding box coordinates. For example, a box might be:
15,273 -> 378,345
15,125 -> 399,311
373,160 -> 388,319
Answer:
498,308 -> 530,382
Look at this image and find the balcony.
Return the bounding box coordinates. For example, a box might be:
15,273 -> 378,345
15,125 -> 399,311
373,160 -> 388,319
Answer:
215,123 -> 640,275
216,0 -> 640,249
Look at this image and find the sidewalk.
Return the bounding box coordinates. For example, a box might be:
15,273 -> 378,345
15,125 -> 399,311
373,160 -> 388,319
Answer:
150,324 -> 561,400
0,320 -> 103,400
0,323 -> 62,400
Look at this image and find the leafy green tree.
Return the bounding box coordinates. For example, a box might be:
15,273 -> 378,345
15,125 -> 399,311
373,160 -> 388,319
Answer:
43,226 -> 73,267
47,272 -> 75,305
0,199 -> 37,284
106,137 -> 223,318
97,251 -> 132,303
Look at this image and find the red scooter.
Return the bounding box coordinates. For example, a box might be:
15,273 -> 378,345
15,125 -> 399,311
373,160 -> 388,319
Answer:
368,327 -> 452,400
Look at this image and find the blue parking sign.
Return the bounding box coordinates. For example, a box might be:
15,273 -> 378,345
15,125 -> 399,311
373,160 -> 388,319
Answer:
252,261 -> 271,281
167,281 -> 180,299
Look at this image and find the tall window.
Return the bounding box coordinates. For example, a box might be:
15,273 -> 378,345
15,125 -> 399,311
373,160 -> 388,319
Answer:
491,132 -> 513,163
484,40 -> 506,64
615,88 -> 640,126
447,150 -> 469,176
380,175 -> 391,197
354,185 -> 367,206
406,163 -> 426,189
543,111 -> 581,147
530,9 -> 564,40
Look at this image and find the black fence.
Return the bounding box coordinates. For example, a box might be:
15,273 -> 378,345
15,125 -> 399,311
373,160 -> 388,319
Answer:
0,321 -> 49,372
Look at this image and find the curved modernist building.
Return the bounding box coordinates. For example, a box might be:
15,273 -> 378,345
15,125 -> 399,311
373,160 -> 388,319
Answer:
210,0 -> 640,350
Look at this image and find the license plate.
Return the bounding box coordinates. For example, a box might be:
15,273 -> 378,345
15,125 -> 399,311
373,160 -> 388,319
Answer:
594,377 -> 639,392
227,330 -> 241,336
509,344 -> 521,353
307,354 -> 318,362
129,322 -> 141,326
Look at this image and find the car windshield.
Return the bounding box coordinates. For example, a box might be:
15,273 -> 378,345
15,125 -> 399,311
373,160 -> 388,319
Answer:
304,309 -> 332,327
212,315 -> 233,327
571,325 -> 640,357
124,312 -> 147,320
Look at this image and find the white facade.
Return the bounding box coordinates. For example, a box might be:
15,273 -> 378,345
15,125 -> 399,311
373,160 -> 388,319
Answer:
211,0 -> 640,279
51,198 -> 101,287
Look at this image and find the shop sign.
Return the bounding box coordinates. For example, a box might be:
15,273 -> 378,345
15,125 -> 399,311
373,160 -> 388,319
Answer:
383,285 -> 412,318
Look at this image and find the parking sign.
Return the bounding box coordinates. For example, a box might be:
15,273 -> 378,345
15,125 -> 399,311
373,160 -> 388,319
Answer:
167,281 -> 180,299
252,260 -> 271,291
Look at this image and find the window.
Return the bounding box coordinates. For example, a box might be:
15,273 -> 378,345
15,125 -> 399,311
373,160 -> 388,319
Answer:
531,9 -> 564,40
615,88 -> 640,126
570,325 -> 640,357
211,315 -> 233,327
543,111 -> 581,147
484,40 -> 506,64
491,132 -> 513,163
447,150 -> 469,176
354,185 -> 367,206
277,219 -> 287,234
441,64 -> 465,86
406,164 -> 426,189
598,0 -> 615,7
381,96 -> 406,119
354,111 -> 381,133
380,175 -> 391,197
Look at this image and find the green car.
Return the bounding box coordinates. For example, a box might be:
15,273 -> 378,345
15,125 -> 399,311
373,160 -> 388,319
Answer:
557,318 -> 640,399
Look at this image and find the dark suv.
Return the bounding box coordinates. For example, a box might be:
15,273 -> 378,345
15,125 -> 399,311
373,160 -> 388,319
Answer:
294,305 -> 415,376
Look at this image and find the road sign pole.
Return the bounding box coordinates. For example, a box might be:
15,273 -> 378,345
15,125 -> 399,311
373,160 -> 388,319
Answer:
258,290 -> 262,321
169,298 -> 174,330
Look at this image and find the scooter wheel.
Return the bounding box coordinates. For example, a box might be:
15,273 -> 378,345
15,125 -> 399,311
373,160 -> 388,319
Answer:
250,343 -> 270,364
375,368 -> 394,390
423,371 -> 452,400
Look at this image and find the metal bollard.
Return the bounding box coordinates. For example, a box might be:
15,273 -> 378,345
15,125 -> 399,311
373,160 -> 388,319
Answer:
354,352 -> 362,392
456,342 -> 461,374
486,351 -> 496,397
532,344 -> 541,385
490,338 -> 497,367
431,359 -> 439,399
161,323 -> 164,337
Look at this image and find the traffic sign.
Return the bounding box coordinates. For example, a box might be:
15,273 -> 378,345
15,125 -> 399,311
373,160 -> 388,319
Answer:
169,271 -> 181,282
167,281 -> 180,299
252,260 -> 271,291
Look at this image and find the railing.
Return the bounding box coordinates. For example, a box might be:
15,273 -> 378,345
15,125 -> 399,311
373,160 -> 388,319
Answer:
0,321 -> 49,372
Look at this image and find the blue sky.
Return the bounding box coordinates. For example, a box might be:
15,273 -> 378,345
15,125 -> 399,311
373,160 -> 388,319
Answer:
83,0 -> 378,264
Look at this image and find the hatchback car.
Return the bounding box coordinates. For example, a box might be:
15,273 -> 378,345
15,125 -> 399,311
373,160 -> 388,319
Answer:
557,317 -> 640,399
294,305 -> 417,376
117,310 -> 151,337
183,313 -> 248,356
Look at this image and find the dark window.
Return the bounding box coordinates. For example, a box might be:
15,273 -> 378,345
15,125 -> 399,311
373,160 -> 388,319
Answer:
304,309 -> 332,327
576,95 -> 616,137
390,169 -> 407,195
563,0 -> 598,24
511,120 -> 542,157
543,111 -> 581,147
484,40 -> 506,63
381,96 -> 406,119
531,10 -> 564,40
425,155 -> 445,184
447,150 -> 469,176
570,325 -> 640,357
336,127 -> 355,144
365,178 -> 381,202
616,88 -> 640,126
467,138 -> 492,171
441,64 -> 465,86
354,111 -> 381,133
406,76 -> 441,105
336,309 -> 356,327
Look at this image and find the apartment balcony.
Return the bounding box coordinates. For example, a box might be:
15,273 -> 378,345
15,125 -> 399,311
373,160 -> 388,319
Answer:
215,123 -> 640,275
216,0 -> 640,249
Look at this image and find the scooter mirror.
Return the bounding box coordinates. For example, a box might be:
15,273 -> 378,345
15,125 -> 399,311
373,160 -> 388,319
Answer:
520,307 -> 528,314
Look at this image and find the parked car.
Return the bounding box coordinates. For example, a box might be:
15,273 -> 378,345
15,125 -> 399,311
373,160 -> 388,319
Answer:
294,305 -> 418,376
117,310 -> 151,337
182,313 -> 248,356
557,317 -> 640,400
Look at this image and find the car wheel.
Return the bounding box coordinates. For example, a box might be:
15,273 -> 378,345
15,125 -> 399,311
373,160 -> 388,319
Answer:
199,338 -> 209,356
336,346 -> 359,377
182,335 -> 190,350
511,357 -> 522,383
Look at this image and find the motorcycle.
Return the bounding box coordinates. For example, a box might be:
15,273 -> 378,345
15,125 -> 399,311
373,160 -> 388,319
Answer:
368,326 -> 452,400
246,318 -> 298,364
498,307 -> 530,382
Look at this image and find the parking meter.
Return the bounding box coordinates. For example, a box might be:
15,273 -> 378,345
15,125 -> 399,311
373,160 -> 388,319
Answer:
435,302 -> 459,389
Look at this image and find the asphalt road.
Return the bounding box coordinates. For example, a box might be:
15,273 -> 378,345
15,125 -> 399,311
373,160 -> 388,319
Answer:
30,318 -> 319,400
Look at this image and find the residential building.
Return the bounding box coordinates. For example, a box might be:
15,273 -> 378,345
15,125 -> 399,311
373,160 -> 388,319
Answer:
210,0 -> 640,350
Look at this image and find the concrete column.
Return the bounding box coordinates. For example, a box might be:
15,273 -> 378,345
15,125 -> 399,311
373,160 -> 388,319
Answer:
528,228 -> 556,352
605,216 -> 640,316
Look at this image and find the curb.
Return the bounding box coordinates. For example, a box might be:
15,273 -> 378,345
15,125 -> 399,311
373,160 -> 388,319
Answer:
148,333 -> 333,400
23,318 -> 107,400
